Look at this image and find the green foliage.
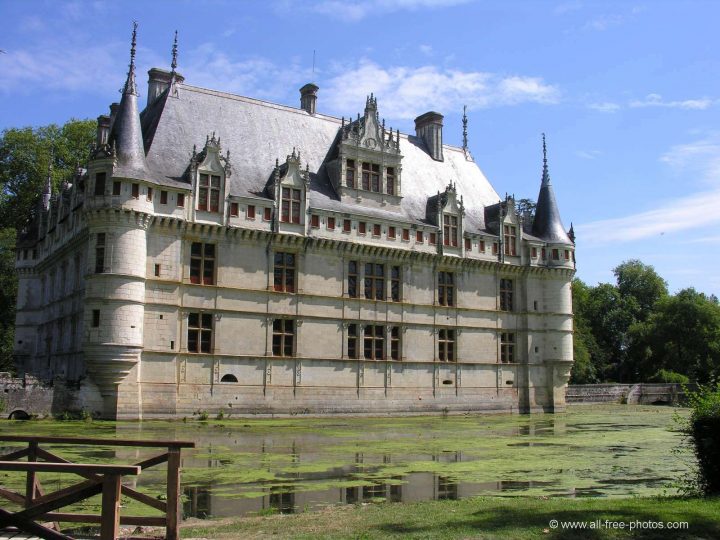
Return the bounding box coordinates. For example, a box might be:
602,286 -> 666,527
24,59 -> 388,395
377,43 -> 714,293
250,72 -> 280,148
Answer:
683,383 -> 720,495
650,369 -> 690,384
614,259 -> 668,320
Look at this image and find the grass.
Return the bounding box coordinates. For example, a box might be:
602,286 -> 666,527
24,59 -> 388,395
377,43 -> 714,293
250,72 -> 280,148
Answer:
180,495 -> 720,539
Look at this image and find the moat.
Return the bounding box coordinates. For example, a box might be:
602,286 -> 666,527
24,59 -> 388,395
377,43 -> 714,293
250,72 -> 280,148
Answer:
0,405 -> 689,519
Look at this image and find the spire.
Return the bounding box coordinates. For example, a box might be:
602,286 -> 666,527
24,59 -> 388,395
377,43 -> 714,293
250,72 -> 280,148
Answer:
109,21 -> 148,177
42,150 -> 53,211
170,30 -> 178,77
532,133 -> 572,244
462,105 -> 468,155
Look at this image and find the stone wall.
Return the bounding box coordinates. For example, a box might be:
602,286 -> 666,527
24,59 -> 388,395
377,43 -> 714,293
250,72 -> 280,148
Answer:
566,383 -> 687,405
0,373 -> 76,418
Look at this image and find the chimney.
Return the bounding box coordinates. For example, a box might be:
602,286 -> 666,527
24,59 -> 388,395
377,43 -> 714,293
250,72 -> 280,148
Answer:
300,83 -> 319,114
414,111 -> 444,161
97,115 -> 111,146
147,68 -> 184,106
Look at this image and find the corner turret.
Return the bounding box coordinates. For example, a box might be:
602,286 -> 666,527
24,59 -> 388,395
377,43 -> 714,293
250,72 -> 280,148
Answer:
532,134 -> 572,244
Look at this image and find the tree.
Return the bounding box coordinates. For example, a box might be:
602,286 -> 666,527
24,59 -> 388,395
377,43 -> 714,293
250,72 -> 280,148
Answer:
613,260 -> 668,321
0,119 -> 96,372
515,198 -> 536,219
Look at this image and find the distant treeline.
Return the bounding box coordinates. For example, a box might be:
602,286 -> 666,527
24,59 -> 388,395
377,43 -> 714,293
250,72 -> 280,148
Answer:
572,260 -> 720,384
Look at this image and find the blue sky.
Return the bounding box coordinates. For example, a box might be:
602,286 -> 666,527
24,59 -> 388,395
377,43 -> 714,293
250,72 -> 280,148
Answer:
1,0 -> 719,296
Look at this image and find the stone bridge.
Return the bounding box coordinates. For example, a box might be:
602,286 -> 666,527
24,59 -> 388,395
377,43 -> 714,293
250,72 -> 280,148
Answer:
566,383 -> 689,405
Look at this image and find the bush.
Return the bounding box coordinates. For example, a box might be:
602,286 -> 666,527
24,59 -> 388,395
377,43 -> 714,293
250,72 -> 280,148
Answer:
684,382 -> 720,495
651,369 -> 690,384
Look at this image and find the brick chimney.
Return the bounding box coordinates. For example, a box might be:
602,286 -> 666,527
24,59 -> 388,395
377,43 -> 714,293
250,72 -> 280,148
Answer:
96,115 -> 111,146
300,83 -> 319,114
415,111 -> 444,161
147,68 -> 185,106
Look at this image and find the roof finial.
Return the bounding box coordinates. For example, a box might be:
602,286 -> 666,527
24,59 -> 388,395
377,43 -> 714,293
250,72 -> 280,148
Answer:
171,30 -> 178,75
462,105 -> 468,154
541,132 -> 550,186
42,148 -> 53,211
123,21 -> 139,95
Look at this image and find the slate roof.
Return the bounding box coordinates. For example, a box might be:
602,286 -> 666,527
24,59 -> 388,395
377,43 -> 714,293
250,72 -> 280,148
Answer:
142,83 -> 501,233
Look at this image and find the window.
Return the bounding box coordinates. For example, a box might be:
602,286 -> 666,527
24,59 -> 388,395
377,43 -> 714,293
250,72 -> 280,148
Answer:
362,162 -> 370,190
348,260 -> 359,298
272,319 -> 294,356
198,173 -> 221,212
541,247 -> 546,260
390,326 -> 400,360
93,172 -> 107,196
504,225 -> 517,256
438,328 -> 455,361
438,271 -> 455,307
464,238 -> 471,250
154,264 -> 160,277
402,229 -> 410,241
230,202 -> 239,217
492,242 -> 498,255
416,231 -> 424,243
280,187 -> 301,223
443,215 -> 458,247
371,164 -> 380,192
131,183 -> 139,199
343,219 -> 351,233
346,159 -> 355,188
500,278 -> 513,311
429,232 -> 437,245
388,226 -> 396,239
327,217 -> 336,230
92,309 -> 100,328
190,242 -> 215,285
95,233 -> 106,274
347,323 -> 359,358
372,224 -> 381,237
386,167 -> 395,195
531,247 -> 537,258
479,240 -> 485,252
311,214 -> 320,228
264,207 -> 272,221
552,249 -> 559,260
112,181 -> 121,196
391,266 -> 401,302
160,190 -> 168,204
273,252 -> 296,293
358,222 -> 366,235
221,374 -> 238,383
364,263 -> 385,300
147,187 -> 153,202
188,312 -> 213,353
501,332 -> 515,363
177,193 -> 185,208
564,249 -> 570,260
364,325 -> 385,360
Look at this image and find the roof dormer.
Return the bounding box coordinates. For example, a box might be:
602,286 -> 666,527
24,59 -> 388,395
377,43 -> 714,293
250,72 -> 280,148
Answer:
190,133 -> 232,221
268,147 -> 310,233
427,181 -> 465,255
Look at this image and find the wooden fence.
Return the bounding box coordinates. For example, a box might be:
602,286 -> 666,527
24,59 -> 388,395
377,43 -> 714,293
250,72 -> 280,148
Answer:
0,436 -> 195,540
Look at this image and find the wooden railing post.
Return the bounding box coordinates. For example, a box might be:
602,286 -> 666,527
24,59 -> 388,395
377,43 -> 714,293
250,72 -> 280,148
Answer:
100,474 -> 122,540
25,441 -> 38,507
166,447 -> 181,540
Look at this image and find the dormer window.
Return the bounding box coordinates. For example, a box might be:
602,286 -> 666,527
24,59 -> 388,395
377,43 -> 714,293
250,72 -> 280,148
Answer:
387,167 -> 395,195
281,187 -> 302,223
198,173 -> 221,212
361,163 -> 381,192
346,159 -> 355,188
443,215 -> 458,247
503,225 -> 517,256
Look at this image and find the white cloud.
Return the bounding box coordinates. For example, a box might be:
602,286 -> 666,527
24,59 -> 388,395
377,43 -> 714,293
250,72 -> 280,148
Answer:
419,44 -> 434,56
303,0 -> 475,21
554,1 -> 583,15
588,101 -> 620,113
630,93 -> 714,110
576,149 -> 601,159
660,134 -> 720,185
323,60 -> 559,120
582,13 -> 626,31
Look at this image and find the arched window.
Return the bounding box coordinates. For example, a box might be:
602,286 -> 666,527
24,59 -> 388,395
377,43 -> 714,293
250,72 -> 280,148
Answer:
220,374 -> 238,383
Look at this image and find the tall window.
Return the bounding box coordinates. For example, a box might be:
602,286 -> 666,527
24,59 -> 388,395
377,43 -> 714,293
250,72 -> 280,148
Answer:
346,159 -> 356,188
438,328 -> 455,361
504,225 -> 517,256
112,181 -> 121,196
274,252 -> 296,293
281,187 -> 302,223
177,193 -> 185,208
388,226 -> 396,239
362,162 -> 370,190
438,271 -> 455,307
160,190 -> 168,204
198,173 -> 221,212
188,313 -> 213,353
343,219 -> 351,233
364,325 -> 385,360
501,332 -> 515,363
552,248 -> 559,260
390,326 -> 400,360
272,319 -> 294,356
95,233 -> 106,273
443,215 -> 458,247
94,172 -> 106,196
327,217 -> 336,230
190,242 -> 215,285
364,263 -> 385,300
131,183 -> 139,199
347,323 -> 359,358
500,279 -> 514,311
386,167 -> 395,195
348,260 -> 359,298
390,266 -> 401,302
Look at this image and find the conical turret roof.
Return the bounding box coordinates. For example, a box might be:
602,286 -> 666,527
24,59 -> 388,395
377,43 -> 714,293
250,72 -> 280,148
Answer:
532,134 -> 572,244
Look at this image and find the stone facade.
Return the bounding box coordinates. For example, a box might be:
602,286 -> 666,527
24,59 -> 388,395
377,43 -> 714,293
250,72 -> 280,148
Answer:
13,29 -> 575,419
